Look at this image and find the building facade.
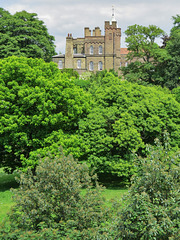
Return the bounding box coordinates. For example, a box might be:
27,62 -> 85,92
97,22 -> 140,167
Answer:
52,17 -> 129,74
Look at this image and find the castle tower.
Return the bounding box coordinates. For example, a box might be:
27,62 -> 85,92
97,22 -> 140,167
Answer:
104,6 -> 121,71
52,7 -> 126,75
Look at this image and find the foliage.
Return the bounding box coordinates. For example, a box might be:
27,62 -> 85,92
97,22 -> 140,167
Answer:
60,68 -> 79,79
0,149 -> 111,239
0,8 -> 56,61
172,86 -> 180,103
23,130 -> 87,170
122,17 -> 180,89
78,73 -> 180,181
161,15 -> 180,89
0,56 -> 90,172
121,24 -> 166,85
114,133 -> 180,239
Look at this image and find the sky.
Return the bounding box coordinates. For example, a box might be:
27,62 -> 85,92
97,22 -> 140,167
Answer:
1,0 -> 180,53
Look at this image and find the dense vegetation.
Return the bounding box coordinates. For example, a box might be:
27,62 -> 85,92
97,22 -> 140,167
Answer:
0,8 -> 56,61
0,8 -> 179,239
0,56 -> 180,183
0,150 -> 110,239
114,133 -> 180,239
0,56 -> 90,172
122,15 -> 180,89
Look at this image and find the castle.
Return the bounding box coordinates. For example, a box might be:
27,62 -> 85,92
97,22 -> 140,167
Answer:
52,8 -> 129,74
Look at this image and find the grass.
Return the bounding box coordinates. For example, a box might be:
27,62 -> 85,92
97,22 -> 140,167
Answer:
0,168 -> 128,223
0,168 -> 19,223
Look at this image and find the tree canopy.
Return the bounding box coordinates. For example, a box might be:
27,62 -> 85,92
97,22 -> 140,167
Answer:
121,24 -> 165,85
0,8 -> 56,61
77,72 -> 180,182
161,15 -> 180,89
122,17 -> 180,89
0,56 -> 90,172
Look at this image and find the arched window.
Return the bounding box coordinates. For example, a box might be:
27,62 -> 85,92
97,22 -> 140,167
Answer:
77,59 -> 81,69
90,45 -> 93,55
58,60 -> 63,69
125,62 -> 128,67
98,61 -> 103,71
99,45 -> 103,54
89,61 -> 94,71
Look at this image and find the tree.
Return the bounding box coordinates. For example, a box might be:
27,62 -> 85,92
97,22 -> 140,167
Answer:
162,15 -> 180,89
114,133 -> 180,239
0,56 -> 90,172
78,72 -> 180,182
0,149 -> 109,239
0,8 -> 56,61
172,86 -> 180,103
121,24 -> 167,86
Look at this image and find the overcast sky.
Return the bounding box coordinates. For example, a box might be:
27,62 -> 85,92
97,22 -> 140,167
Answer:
1,0 -> 180,53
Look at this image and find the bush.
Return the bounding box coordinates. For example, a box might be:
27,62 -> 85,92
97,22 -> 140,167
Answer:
0,148 -> 110,239
114,133 -> 180,239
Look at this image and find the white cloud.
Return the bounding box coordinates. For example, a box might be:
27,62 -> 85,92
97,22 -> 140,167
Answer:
1,0 -> 180,52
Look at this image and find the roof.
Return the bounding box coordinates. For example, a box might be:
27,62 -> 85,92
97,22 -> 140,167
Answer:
73,54 -> 86,58
52,54 -> 65,58
120,48 -> 129,55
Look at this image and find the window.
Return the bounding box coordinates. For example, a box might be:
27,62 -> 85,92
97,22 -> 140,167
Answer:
89,61 -> 94,71
58,60 -> 63,69
120,62 -> 122,67
77,59 -> 81,69
99,45 -> 103,54
98,61 -> 103,71
125,62 -> 128,67
90,45 -> 93,55
109,33 -> 112,40
73,47 -> 77,54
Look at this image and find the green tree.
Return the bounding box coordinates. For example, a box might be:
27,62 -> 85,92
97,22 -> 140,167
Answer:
0,56 -> 90,172
114,133 -> 180,239
162,15 -> 180,89
78,73 -> 180,182
122,24 -> 167,86
0,8 -> 56,61
0,149 -> 109,239
172,86 -> 180,103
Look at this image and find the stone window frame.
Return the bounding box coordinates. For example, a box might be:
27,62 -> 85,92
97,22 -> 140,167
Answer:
89,61 -> 94,71
99,45 -> 103,54
77,59 -> 81,69
98,61 -> 103,71
73,47 -> 77,54
90,45 -> 93,55
58,60 -> 63,69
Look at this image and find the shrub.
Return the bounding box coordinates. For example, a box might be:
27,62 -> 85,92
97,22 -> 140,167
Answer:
0,148 -> 110,239
114,133 -> 180,239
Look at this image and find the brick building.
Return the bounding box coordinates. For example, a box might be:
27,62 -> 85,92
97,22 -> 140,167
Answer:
52,10 -> 129,74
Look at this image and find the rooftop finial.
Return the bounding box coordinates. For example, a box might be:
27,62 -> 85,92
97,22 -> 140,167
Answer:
111,5 -> 116,22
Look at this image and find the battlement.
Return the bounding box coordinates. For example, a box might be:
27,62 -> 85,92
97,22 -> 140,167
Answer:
84,27 -> 91,37
105,20 -> 117,28
85,27 -> 102,37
